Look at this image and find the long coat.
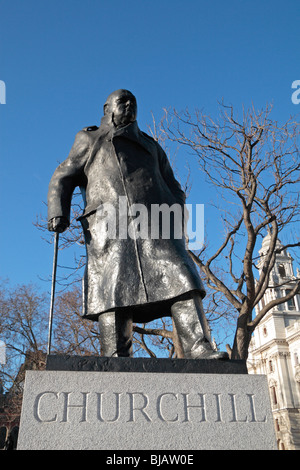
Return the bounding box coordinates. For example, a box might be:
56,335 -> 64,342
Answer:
48,118 -> 205,322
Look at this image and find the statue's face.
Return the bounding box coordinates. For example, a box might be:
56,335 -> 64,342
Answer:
105,90 -> 137,127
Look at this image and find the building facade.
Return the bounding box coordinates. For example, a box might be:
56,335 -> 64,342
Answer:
247,233 -> 300,450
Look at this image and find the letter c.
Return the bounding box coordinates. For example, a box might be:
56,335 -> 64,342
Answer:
34,391 -> 59,422
157,393 -> 179,422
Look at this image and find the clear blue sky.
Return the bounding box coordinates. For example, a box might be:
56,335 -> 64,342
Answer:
0,0 -> 299,291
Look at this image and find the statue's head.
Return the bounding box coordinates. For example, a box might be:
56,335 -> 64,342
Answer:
103,89 -> 137,127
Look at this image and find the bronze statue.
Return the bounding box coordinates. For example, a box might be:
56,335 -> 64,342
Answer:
48,89 -> 228,360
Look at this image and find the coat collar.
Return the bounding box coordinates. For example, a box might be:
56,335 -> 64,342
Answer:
96,117 -> 156,155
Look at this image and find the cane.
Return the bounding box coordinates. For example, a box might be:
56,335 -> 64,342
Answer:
47,231 -> 59,355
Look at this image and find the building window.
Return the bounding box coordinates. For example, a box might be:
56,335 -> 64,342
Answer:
263,326 -> 268,337
269,360 -> 274,372
270,386 -> 278,406
278,440 -> 285,450
275,419 -> 280,431
278,264 -> 286,277
285,290 -> 296,310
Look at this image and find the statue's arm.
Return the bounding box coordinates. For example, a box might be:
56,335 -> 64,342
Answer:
158,146 -> 186,207
47,130 -> 91,232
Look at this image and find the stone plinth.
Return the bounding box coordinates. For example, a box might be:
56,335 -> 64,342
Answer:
45,354 -> 248,374
17,358 -> 276,450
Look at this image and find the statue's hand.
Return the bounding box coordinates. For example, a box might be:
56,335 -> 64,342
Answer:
48,217 -> 69,233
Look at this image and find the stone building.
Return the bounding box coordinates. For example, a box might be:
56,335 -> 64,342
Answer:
247,233 -> 300,450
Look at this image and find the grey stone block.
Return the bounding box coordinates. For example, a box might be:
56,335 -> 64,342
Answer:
17,370 -> 276,450
46,354 -> 248,374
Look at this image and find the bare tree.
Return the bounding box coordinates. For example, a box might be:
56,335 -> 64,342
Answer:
51,286 -> 101,355
0,281 -> 48,393
159,103 -> 300,359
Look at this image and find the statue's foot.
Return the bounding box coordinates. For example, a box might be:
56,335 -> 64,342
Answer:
192,350 -> 229,360
188,339 -> 229,360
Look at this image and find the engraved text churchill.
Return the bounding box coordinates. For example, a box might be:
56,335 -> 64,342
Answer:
34,390 -> 267,424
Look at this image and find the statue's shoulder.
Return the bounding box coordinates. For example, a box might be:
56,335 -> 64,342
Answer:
141,131 -> 164,153
81,125 -> 99,132
141,131 -> 162,148
141,131 -> 156,142
74,125 -> 99,145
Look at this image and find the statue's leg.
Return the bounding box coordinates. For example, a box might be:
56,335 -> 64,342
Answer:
171,292 -> 228,359
98,309 -> 133,357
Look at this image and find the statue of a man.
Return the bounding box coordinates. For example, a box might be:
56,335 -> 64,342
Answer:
48,89 -> 228,360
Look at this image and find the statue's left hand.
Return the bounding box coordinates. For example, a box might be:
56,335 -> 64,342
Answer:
48,217 -> 69,233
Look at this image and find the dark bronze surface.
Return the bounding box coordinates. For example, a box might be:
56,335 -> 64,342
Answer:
47,90 -> 228,359
46,355 -> 245,374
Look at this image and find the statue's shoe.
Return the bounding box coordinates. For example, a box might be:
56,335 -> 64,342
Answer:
192,350 -> 229,360
188,339 -> 229,360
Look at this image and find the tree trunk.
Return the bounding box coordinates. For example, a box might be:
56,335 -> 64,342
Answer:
230,311 -> 252,360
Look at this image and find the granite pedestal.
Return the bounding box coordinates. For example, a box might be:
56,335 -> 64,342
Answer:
17,356 -> 277,450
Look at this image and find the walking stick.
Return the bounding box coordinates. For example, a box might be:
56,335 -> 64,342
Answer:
47,231 -> 59,355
